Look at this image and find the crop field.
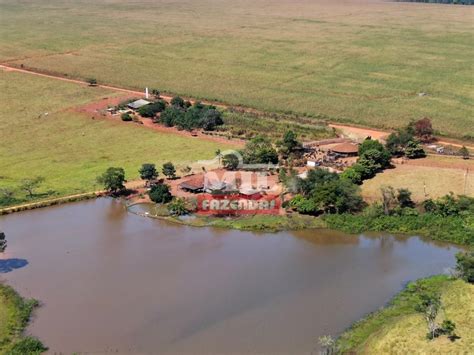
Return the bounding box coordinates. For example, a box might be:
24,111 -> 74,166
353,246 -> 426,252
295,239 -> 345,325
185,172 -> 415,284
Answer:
0,70 -> 234,206
0,0 -> 472,139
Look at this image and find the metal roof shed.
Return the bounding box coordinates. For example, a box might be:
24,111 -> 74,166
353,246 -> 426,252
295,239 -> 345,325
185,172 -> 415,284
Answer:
127,99 -> 151,110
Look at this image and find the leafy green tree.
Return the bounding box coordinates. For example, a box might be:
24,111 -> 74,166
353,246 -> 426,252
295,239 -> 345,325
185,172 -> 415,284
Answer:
161,106 -> 185,127
139,163 -> 158,183
405,140 -> 426,159
397,188 -> 415,208
0,188 -> 15,206
200,109 -> 223,131
121,112 -> 133,121
455,251 -> 474,283
170,96 -> 185,108
149,184 -> 172,204
340,167 -> 363,184
162,162 -> 176,179
222,153 -> 240,170
386,128 -> 415,156
168,197 -> 189,216
279,130 -> 301,155
242,136 -> 279,164
20,176 -> 45,199
312,179 -> 364,214
289,195 -> 318,214
137,100 -> 167,118
97,167 -> 126,193
297,169 -> 339,197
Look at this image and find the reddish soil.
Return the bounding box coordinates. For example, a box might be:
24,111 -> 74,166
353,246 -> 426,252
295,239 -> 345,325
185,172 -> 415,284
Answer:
73,94 -> 245,147
2,63 -> 472,150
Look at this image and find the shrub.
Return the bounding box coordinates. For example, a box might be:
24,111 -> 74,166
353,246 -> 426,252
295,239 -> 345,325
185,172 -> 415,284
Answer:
121,112 -> 133,121
148,184 -> 172,204
455,251 -> 474,283
8,336 -> 47,354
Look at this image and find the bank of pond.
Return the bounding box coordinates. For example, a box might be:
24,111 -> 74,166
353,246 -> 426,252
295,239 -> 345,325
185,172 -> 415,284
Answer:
0,198 -> 471,353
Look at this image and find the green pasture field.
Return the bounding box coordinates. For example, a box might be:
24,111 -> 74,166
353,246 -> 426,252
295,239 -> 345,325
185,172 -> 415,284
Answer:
0,0 -> 472,139
0,70 -> 234,206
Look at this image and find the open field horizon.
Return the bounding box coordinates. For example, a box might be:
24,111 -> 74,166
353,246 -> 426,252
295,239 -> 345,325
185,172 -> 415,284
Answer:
0,0 -> 472,138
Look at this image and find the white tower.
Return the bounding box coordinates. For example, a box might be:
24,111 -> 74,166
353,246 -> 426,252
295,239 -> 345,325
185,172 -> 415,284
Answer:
145,87 -> 149,99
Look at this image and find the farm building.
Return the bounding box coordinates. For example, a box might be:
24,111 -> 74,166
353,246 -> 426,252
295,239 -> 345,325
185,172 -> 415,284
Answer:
331,143 -> 359,157
127,99 -> 151,110
179,176 -> 204,193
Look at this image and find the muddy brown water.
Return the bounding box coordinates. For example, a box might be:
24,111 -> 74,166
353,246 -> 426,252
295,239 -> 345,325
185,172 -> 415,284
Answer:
0,198 -> 462,354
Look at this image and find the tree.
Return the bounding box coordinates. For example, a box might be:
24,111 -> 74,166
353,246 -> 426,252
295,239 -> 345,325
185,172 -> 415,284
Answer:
380,186 -> 396,215
405,140 -> 426,159
162,162 -> 176,179
20,176 -> 45,199
289,195 -> 318,214
414,117 -> 434,142
0,188 -> 15,206
121,112 -> 133,121
222,153 -> 239,170
149,184 -> 172,204
0,231 -> 6,253
455,251 -> 474,283
168,197 -> 188,216
242,136 -> 279,165
200,109 -> 223,131
97,167 -> 126,193
170,96 -> 185,108
139,163 -> 158,183
415,292 -> 441,340
215,149 -> 222,166
312,179 -> 364,214
397,188 -> 415,208
459,146 -> 470,160
150,89 -> 160,98
340,167 -> 363,185
279,130 -> 301,155
358,139 -> 391,169
161,106 -> 185,127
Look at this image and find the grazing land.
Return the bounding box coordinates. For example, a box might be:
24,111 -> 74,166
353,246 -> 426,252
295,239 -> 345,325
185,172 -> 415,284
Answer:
338,276 -> 474,354
0,0 -> 472,138
361,158 -> 474,202
0,70 -> 235,206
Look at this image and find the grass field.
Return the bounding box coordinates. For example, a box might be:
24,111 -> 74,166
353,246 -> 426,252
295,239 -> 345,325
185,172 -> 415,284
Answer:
361,161 -> 474,202
0,0 -> 472,138
338,276 -> 474,353
0,70 -> 235,206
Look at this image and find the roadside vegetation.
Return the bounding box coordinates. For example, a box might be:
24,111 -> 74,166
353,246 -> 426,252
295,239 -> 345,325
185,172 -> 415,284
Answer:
337,252 -> 474,354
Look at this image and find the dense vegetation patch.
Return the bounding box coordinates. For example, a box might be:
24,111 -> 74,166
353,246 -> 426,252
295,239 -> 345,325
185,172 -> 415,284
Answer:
0,284 -> 46,354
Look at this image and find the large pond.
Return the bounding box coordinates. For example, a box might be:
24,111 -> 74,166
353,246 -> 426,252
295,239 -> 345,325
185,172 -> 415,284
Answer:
0,199 -> 461,354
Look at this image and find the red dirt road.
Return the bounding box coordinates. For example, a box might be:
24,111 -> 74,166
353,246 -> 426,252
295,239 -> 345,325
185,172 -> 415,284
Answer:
2,63 -> 472,150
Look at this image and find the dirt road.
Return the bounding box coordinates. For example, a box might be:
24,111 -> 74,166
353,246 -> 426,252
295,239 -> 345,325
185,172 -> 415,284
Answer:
2,63 -> 472,150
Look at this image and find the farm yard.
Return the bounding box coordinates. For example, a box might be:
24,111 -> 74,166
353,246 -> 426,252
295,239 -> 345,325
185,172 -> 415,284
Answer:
0,69 -> 236,206
0,0 -> 472,139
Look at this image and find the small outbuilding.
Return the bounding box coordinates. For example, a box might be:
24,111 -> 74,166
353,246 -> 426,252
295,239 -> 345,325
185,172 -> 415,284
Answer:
331,143 -> 359,157
179,176 -> 204,193
127,99 -> 151,110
